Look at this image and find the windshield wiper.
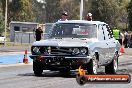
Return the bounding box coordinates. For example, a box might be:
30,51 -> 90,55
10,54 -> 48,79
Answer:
54,37 -> 62,39
80,38 -> 87,40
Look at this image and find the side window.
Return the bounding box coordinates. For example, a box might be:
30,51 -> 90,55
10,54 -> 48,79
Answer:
14,26 -> 20,31
98,25 -> 105,40
103,25 -> 109,40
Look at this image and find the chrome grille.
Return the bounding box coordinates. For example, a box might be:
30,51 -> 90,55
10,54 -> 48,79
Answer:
38,46 -> 72,55
51,47 -> 72,54
31,46 -> 88,56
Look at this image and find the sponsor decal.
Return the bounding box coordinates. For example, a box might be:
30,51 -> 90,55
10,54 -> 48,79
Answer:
76,66 -> 131,85
76,74 -> 131,85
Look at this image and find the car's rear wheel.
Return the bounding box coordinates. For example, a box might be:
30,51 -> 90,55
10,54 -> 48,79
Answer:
87,55 -> 98,74
33,61 -> 43,76
105,53 -> 118,74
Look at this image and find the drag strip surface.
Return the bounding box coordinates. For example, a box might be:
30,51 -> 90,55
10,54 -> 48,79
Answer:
0,55 -> 131,88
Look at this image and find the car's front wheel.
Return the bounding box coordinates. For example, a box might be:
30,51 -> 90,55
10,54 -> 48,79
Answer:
33,61 -> 43,76
59,68 -> 70,75
86,55 -> 98,74
105,53 -> 118,74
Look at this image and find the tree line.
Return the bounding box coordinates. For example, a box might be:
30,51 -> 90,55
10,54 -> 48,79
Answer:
0,0 -> 132,34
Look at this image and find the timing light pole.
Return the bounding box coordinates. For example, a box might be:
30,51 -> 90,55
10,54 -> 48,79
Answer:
80,0 -> 83,20
4,0 -> 12,46
4,0 -> 8,46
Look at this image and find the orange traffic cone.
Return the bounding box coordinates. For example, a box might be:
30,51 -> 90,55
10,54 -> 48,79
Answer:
120,46 -> 125,55
23,50 -> 28,64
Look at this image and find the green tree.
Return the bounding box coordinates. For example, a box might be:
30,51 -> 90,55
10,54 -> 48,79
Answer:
83,0 -> 92,19
0,0 -> 129,29
128,0 -> 132,31
90,0 -> 119,27
45,0 -> 80,22
0,11 -> 4,34
0,0 -> 5,34
89,0 -> 128,29
45,0 -> 61,22
0,0 -> 35,23
32,0 -> 46,23
118,0 -> 129,30
8,0 -> 34,22
60,0 -> 80,20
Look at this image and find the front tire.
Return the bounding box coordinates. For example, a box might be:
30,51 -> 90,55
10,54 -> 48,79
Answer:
87,55 -> 98,74
59,68 -> 70,75
105,54 -> 118,74
33,61 -> 43,76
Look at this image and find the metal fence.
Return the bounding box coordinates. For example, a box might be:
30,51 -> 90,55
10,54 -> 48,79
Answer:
14,31 -> 49,44
14,32 -> 35,44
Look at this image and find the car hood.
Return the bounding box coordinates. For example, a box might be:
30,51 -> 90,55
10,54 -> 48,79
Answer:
32,38 -> 97,47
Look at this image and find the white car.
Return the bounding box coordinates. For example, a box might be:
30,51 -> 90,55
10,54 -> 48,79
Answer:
30,20 -> 120,76
0,36 -> 5,44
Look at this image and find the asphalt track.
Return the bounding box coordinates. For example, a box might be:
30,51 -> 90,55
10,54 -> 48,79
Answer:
0,49 -> 132,88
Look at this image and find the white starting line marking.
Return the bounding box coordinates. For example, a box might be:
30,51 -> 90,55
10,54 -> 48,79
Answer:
0,62 -> 33,67
0,52 -> 31,56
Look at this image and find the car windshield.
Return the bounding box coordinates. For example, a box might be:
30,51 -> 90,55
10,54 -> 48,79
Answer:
50,23 -> 97,38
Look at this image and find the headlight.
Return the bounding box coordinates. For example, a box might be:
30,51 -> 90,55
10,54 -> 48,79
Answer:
32,47 -> 40,54
72,48 -> 80,54
69,48 -> 72,52
47,46 -> 51,54
80,48 -> 87,55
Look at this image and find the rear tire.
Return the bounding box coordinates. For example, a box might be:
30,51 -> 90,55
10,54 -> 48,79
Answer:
105,54 -> 118,74
33,61 -> 43,76
87,55 -> 98,74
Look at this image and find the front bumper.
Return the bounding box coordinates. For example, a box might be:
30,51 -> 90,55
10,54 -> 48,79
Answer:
30,55 -> 92,69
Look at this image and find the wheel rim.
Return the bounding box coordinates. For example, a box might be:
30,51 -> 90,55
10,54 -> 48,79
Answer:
114,56 -> 118,72
93,56 -> 98,74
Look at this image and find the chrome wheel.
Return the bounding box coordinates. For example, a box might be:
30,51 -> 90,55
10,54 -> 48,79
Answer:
113,55 -> 118,72
92,56 -> 98,74
87,55 -> 98,74
105,54 -> 118,74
